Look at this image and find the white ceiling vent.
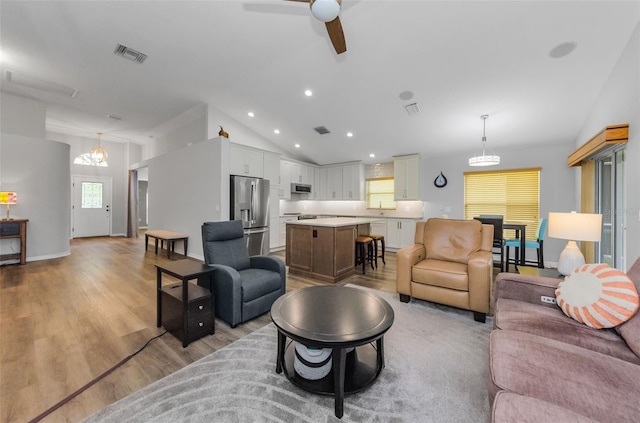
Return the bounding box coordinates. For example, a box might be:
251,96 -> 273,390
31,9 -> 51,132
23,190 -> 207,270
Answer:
5,71 -> 79,98
404,102 -> 421,116
114,44 -> 148,64
314,126 -> 331,135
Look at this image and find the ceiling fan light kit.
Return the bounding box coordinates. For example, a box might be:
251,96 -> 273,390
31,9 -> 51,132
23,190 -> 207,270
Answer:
310,0 -> 341,22
288,0 -> 346,54
469,114 -> 500,167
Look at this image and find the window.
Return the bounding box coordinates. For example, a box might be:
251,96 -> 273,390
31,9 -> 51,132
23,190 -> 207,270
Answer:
464,168 -> 540,241
81,182 -> 103,208
74,153 -> 108,167
366,178 -> 396,210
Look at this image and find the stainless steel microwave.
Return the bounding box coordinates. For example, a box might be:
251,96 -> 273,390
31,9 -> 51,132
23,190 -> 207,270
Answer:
291,183 -> 312,194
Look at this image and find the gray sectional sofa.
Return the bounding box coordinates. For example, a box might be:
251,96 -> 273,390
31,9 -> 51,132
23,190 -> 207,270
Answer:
489,258 -> 640,422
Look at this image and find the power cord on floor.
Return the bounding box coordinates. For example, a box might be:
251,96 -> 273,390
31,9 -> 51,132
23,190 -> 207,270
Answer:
28,330 -> 168,423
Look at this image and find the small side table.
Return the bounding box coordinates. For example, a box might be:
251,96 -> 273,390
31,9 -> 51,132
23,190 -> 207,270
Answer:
146,230 -> 189,259
156,260 -> 217,347
0,219 -> 28,265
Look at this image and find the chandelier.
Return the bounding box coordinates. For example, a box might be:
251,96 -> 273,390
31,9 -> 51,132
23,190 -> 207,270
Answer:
469,115 -> 500,166
90,132 -> 108,163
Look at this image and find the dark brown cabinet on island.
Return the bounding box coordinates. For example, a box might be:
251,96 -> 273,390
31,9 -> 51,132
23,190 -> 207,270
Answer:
285,218 -> 371,283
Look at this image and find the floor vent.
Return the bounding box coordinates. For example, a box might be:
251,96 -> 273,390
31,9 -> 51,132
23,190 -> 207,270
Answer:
114,44 -> 148,64
314,126 -> 331,135
404,102 -> 421,116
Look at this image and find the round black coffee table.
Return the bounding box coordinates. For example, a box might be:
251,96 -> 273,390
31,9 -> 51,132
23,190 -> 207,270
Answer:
270,286 -> 394,419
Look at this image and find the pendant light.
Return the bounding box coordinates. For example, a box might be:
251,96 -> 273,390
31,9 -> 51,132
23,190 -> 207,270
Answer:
90,132 -> 108,163
469,115 -> 500,166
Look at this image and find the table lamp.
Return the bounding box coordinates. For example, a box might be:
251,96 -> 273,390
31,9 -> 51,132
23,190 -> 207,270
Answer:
548,211 -> 602,275
0,191 -> 17,220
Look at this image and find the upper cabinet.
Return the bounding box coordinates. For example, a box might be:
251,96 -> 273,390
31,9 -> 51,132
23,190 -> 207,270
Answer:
341,162 -> 364,200
290,162 -> 314,185
279,161 -> 291,200
325,165 -> 343,200
393,154 -> 421,200
230,144 -> 264,178
263,152 -> 281,184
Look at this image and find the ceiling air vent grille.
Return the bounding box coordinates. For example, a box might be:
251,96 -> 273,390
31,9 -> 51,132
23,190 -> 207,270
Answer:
114,44 -> 148,64
404,102 -> 421,116
314,126 -> 331,135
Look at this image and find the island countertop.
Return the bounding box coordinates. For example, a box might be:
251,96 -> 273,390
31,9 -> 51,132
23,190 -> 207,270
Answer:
285,217 -> 372,227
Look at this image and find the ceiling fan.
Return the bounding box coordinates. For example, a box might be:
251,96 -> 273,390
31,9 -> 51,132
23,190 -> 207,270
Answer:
287,0 -> 346,54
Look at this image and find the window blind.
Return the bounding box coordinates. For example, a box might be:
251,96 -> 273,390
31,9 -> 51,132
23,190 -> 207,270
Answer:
366,178 -> 396,210
464,168 -> 541,241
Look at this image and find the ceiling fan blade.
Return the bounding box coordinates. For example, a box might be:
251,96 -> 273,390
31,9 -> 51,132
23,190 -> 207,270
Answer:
325,17 -> 346,54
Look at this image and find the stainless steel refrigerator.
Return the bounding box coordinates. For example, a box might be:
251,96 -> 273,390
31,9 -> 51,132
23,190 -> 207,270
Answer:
230,175 -> 270,256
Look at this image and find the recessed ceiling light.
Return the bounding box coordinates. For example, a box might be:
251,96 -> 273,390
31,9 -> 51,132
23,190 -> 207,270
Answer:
346,132 -> 353,137
369,153 -> 375,158
274,129 -> 280,134
294,144 -> 300,148
247,112 -> 255,117
304,90 -> 313,97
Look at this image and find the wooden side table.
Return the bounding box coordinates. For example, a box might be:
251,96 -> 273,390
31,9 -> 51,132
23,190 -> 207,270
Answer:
0,219 -> 28,265
156,260 -> 217,347
145,229 -> 189,259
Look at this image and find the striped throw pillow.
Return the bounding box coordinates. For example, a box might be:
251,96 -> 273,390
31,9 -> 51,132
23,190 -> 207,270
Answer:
555,263 -> 639,329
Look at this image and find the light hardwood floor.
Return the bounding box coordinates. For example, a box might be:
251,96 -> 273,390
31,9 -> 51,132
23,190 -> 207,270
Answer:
0,235 -> 397,423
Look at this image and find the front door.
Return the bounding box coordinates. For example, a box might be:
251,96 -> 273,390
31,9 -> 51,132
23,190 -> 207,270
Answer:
72,175 -> 112,238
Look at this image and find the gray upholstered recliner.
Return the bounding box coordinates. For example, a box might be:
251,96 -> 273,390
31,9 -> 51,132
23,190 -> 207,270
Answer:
199,220 -> 286,328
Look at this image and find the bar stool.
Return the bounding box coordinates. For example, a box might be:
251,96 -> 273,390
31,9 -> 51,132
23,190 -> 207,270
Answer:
368,234 -> 385,268
355,236 -> 375,274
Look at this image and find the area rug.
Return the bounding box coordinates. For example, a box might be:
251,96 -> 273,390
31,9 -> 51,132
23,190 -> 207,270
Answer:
81,286 -> 493,422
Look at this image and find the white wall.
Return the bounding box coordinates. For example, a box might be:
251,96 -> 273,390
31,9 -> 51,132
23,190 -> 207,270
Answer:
147,137 -> 229,260
420,141 -> 576,266
144,104 -> 208,160
574,22 -> 640,269
0,93 -> 46,138
0,134 -> 71,262
47,132 -> 128,236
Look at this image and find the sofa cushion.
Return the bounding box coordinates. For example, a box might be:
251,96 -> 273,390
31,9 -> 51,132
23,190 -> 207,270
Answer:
619,257 -> 640,357
424,218 -> 482,264
494,298 -> 640,364
492,391 -> 599,423
489,329 -> 640,423
556,263 -> 639,329
238,268 -> 282,302
411,259 -> 469,291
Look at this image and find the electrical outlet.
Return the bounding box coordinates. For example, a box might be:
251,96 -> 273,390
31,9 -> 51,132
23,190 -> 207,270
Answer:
541,296 -> 556,304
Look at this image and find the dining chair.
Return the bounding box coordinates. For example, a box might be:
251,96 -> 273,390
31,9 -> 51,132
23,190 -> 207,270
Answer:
504,218 -> 548,271
474,216 -> 504,272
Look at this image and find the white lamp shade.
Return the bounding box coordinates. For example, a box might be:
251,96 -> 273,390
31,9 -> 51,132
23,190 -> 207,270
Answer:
310,0 -> 341,22
468,155 -> 500,166
548,211 -> 602,242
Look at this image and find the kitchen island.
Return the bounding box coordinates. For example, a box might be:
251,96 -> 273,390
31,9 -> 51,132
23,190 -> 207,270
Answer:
286,218 -> 371,283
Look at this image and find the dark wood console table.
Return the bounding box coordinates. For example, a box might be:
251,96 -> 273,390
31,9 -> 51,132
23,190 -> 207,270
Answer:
0,219 -> 28,265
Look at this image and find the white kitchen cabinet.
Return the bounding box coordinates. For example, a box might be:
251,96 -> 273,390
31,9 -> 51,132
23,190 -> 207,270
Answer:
393,154 -> 421,200
279,216 -> 298,248
369,219 -> 387,237
230,144 -> 264,178
263,152 -> 280,184
279,161 -> 291,200
386,219 -> 417,249
290,162 -> 314,185
342,163 -> 364,200
326,166 -> 343,200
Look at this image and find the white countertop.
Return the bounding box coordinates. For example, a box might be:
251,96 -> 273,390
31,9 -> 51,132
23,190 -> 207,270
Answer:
285,217 -> 373,227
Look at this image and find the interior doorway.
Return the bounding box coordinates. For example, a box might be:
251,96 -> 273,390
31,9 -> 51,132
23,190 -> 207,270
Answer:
72,175 -> 112,238
138,167 -> 149,228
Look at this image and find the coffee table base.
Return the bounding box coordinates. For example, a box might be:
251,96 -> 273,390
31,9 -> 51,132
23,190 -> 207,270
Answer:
276,335 -> 385,418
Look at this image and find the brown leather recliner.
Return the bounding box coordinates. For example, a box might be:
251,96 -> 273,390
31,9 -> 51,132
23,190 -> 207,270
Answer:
396,218 -> 494,322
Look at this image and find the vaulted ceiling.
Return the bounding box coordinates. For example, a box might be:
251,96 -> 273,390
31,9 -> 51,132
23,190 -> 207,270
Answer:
1,1 -> 638,165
